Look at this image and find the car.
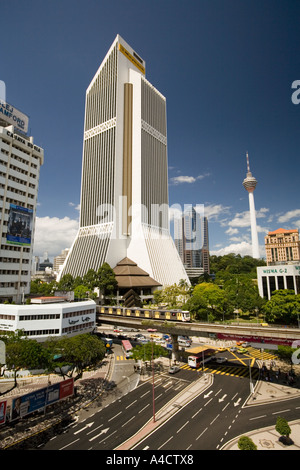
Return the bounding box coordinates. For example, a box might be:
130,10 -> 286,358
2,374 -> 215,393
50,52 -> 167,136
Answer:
230,346 -> 238,352
147,328 -> 157,332
218,347 -> 227,352
237,347 -> 248,354
216,357 -> 227,363
168,365 -> 180,374
242,342 -> 250,348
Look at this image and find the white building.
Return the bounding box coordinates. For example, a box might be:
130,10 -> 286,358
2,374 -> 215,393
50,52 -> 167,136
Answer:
257,264 -> 300,299
0,299 -> 96,342
59,35 -> 189,287
0,105 -> 44,303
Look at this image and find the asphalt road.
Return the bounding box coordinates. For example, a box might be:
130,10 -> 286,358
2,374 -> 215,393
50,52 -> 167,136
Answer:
41,370 -> 194,450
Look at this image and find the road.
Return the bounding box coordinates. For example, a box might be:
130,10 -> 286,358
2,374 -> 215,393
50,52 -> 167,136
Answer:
41,364 -> 193,450
133,374 -> 252,450
24,335 -> 300,451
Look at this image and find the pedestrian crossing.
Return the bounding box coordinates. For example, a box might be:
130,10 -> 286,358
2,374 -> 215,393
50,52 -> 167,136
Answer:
246,347 -> 277,361
180,363 -> 260,379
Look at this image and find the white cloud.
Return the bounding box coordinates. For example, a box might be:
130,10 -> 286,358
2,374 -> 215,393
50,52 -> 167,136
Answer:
170,173 -> 210,185
204,203 -> 231,221
33,216 -> 78,259
211,241 -> 262,257
225,227 -> 239,235
278,209 -> 300,223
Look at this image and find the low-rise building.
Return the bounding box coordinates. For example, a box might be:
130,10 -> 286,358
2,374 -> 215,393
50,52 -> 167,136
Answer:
0,298 -> 96,341
257,264 -> 300,299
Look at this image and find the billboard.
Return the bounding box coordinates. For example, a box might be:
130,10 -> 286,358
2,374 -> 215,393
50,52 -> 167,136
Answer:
0,400 -> 7,425
0,100 -> 29,134
6,204 -> 33,246
10,378 -> 74,421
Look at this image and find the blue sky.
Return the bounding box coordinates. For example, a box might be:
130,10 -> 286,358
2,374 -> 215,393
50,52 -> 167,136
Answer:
1,0 -> 300,261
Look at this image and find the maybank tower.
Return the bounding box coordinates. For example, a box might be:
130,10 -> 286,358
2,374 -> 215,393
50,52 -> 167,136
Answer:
59,35 -> 189,286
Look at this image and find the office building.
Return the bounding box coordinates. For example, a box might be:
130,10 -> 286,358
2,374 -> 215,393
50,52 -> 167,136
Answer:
59,35 -> 189,287
0,298 -> 96,341
54,248 -> 70,274
0,101 -> 44,303
265,228 -> 300,266
257,264 -> 300,299
242,153 -> 260,258
174,206 -> 210,277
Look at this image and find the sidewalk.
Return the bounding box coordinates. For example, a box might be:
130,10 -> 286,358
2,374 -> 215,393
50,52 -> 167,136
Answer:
222,377 -> 300,450
0,356 -> 113,449
222,420 -> 300,450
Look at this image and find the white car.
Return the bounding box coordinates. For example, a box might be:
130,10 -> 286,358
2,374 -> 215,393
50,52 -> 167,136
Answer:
169,365 -> 180,374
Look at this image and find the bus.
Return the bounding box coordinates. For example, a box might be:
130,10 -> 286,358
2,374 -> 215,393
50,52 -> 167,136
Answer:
122,339 -> 133,359
186,346 -> 217,368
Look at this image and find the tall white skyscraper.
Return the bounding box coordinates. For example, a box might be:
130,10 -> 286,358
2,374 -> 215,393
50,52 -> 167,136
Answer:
242,153 -> 260,259
60,35 -> 189,286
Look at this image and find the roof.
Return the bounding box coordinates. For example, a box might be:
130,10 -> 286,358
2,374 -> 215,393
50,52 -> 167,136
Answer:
113,258 -> 161,288
268,228 -> 298,235
185,345 -> 218,354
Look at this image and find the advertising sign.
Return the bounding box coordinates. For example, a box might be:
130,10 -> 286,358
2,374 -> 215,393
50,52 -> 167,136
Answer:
6,204 -> 33,246
10,378 -> 74,421
0,100 -> 29,133
0,400 -> 7,425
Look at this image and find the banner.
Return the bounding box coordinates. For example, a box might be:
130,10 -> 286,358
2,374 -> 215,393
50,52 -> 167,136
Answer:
10,378 -> 74,421
6,204 -> 33,246
0,400 -> 7,425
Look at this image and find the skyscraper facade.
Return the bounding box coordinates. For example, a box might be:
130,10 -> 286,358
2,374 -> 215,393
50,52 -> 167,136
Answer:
0,102 -> 44,302
174,206 -> 210,276
60,35 -> 189,286
242,153 -> 260,259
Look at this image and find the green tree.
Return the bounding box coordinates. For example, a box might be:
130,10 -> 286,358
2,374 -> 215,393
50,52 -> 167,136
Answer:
186,282 -> 226,321
263,290 -> 300,324
237,435 -> 257,450
49,334 -> 106,380
275,417 -> 292,444
131,341 -> 168,363
82,269 -> 98,291
97,263 -> 118,303
57,273 -> 74,291
74,284 -> 90,300
1,330 -> 51,392
223,275 -> 265,315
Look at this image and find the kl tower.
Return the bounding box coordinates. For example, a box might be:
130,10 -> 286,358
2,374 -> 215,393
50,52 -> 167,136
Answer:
242,153 -> 260,258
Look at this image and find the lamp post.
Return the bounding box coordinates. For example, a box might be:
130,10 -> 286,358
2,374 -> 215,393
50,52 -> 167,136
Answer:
151,339 -> 155,423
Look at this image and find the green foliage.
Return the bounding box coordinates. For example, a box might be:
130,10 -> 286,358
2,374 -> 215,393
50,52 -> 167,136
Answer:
131,341 -> 168,362
153,281 -> 191,309
0,330 -> 52,389
210,253 -> 266,278
263,290 -> 300,324
97,263 -> 118,295
237,435 -> 257,450
275,417 -> 291,439
45,334 -> 106,380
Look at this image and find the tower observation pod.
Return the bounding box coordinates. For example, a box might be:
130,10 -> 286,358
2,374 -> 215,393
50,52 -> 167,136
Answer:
242,153 -> 260,259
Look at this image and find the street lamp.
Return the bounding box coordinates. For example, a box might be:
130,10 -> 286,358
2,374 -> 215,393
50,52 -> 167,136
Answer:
151,339 -> 155,423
